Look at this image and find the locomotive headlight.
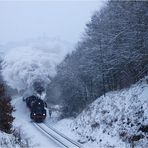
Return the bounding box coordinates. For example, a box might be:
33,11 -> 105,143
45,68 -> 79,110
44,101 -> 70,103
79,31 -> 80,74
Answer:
33,113 -> 36,116
43,113 -> 45,116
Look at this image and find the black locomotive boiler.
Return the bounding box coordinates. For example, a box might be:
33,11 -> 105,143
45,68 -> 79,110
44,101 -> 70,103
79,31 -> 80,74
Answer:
25,95 -> 47,122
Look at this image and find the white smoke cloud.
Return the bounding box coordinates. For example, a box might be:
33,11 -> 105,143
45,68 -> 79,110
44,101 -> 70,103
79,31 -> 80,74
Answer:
1,38 -> 73,93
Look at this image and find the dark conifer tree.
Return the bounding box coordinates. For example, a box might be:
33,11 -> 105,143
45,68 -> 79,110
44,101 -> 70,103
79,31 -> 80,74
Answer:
0,84 -> 15,133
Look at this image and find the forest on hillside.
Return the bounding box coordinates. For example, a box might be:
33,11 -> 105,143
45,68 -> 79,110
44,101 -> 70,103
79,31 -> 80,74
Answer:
47,0 -> 148,117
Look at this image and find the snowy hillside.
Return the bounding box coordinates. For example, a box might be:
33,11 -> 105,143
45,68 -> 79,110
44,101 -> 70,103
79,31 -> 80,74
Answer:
71,77 -> 148,147
55,77 -> 148,148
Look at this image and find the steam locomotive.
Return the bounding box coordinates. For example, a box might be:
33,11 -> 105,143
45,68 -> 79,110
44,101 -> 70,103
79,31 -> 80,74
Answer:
23,80 -> 48,122
25,95 -> 47,122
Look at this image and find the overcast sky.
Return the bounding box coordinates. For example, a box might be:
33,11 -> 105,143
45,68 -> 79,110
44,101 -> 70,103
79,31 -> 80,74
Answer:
0,0 -> 105,45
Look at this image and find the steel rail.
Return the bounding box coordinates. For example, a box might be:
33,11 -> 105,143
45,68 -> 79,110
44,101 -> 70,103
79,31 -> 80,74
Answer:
33,123 -> 68,148
47,124 -> 82,148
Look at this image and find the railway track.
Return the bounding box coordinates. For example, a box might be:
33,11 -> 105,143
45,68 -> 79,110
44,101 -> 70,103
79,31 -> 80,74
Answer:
33,123 -> 82,148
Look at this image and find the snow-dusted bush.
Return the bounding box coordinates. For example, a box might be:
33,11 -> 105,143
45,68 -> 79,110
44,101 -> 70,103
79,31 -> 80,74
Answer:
0,127 -> 33,148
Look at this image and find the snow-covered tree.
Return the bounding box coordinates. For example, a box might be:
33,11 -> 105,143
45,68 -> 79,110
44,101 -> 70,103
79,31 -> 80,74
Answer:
47,0 -> 148,117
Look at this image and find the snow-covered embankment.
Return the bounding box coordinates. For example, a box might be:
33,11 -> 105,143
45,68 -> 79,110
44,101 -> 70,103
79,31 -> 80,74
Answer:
54,77 -> 148,148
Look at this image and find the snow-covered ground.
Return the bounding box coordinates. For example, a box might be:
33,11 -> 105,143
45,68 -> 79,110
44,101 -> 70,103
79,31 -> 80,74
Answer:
12,96 -> 64,148
1,77 -> 147,148
51,77 -> 148,148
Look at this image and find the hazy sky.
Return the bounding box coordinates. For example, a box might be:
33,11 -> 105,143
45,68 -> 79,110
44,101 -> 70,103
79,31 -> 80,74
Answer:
0,0 -> 105,45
